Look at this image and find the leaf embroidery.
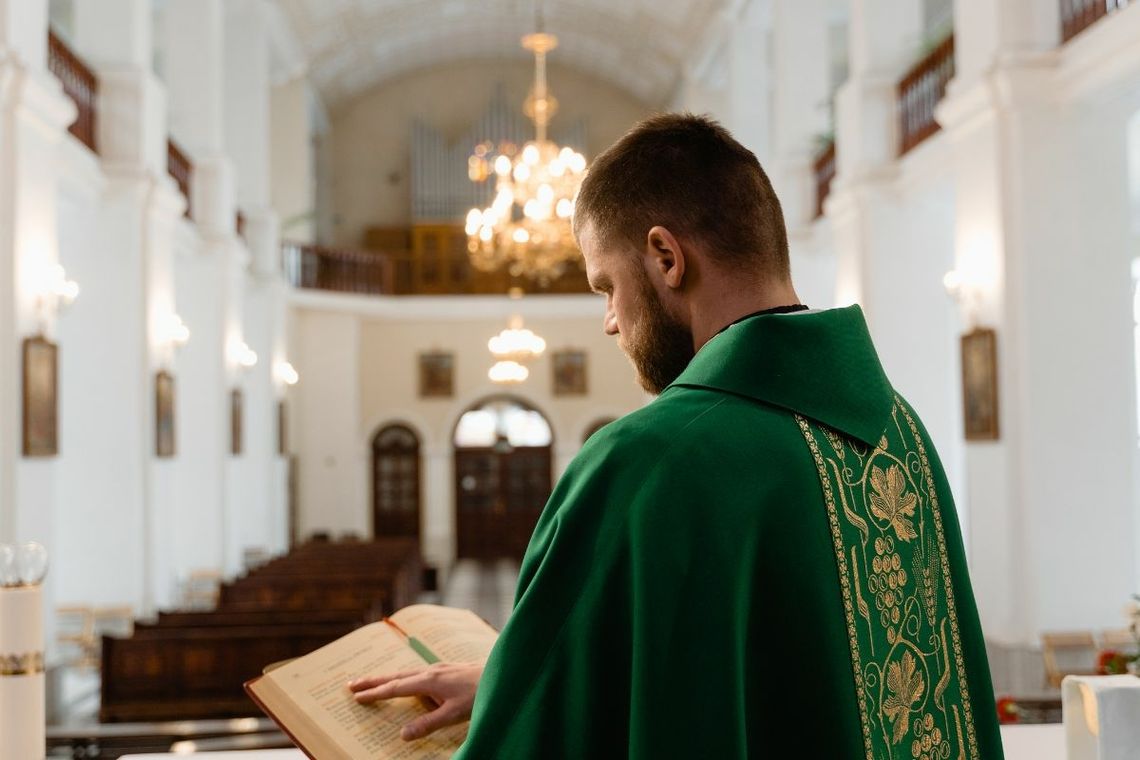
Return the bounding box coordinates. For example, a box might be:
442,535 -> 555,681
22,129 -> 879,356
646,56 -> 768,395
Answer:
869,465 -> 918,542
884,651 -> 925,744
829,458 -> 869,545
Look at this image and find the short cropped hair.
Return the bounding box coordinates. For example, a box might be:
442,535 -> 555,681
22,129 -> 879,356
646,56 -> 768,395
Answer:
573,113 -> 790,281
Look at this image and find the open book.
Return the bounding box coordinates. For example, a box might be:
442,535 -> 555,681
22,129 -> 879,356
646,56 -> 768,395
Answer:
245,604 -> 498,760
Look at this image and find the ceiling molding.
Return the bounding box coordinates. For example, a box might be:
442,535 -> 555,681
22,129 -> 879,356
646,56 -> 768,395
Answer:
273,0 -> 733,109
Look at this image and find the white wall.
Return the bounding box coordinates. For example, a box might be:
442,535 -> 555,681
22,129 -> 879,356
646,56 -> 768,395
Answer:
290,293 -> 647,569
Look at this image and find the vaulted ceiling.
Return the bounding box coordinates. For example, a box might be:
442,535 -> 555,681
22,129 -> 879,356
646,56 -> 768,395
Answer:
272,0 -> 734,109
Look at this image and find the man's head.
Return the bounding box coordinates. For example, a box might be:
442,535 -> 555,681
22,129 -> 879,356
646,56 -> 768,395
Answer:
573,113 -> 792,394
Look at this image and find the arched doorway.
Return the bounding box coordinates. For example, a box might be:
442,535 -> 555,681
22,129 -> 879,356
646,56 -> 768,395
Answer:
371,423 -> 421,540
453,396 -> 553,560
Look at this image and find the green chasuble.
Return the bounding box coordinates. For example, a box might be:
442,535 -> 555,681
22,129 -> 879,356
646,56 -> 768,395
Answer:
457,306 -> 1004,759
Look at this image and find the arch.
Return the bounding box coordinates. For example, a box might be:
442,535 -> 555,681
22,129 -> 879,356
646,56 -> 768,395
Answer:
370,422 -> 423,541
452,396 -> 554,561
451,394 -> 555,448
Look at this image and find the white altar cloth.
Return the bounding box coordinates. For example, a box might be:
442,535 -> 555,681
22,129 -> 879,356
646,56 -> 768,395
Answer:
121,724 -> 1065,759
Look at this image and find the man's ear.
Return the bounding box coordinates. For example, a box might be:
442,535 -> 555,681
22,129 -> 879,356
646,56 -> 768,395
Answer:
645,226 -> 685,289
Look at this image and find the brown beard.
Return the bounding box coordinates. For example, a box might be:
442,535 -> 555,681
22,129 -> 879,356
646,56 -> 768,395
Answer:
622,268 -> 695,395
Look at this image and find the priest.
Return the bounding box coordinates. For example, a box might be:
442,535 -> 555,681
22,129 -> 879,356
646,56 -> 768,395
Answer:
349,113 -> 1005,759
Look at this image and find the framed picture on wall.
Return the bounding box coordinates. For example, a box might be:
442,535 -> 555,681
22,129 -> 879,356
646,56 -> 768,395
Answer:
231,388 -> 243,455
553,350 -> 587,396
22,335 -> 59,457
156,370 -> 176,458
419,352 -> 454,398
961,328 -> 999,441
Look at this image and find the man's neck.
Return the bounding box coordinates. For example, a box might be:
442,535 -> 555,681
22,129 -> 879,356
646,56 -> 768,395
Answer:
689,284 -> 803,351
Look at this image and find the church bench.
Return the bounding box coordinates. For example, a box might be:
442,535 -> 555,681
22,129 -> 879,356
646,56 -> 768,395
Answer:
216,577 -> 401,616
153,608 -> 372,628
100,622 -> 355,722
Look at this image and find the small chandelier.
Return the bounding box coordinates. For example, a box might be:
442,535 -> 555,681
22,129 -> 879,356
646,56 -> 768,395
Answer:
465,8 -> 587,286
488,315 -> 546,385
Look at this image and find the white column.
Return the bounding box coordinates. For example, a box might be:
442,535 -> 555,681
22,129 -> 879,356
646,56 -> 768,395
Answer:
160,0 -> 232,585
225,0 -> 271,212
270,77 -> 315,244
0,0 -> 75,669
222,0 -> 287,572
72,0 -> 183,613
770,0 -> 831,229
0,0 -> 71,540
726,1 -> 772,164
939,0 -> 1135,643
422,445 -> 454,572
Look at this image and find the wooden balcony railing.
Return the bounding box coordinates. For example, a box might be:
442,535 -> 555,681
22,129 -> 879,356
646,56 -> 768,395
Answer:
167,139 -> 192,219
897,34 -> 955,156
283,243 -> 394,295
812,140 -> 836,219
47,30 -> 98,154
284,231 -> 590,297
1061,0 -> 1134,42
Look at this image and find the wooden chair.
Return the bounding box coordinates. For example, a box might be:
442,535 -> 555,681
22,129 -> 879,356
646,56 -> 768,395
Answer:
1041,631 -> 1098,688
242,547 -> 271,572
1100,628 -> 1138,654
55,606 -> 96,669
93,606 -> 134,641
182,569 -> 223,610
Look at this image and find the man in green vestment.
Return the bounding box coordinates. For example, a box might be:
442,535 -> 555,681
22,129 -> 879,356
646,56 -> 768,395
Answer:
349,114 -> 1005,759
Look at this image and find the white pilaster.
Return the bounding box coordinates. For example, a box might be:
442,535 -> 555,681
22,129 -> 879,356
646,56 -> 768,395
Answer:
71,0 -> 183,615
0,0 -> 75,667
726,0 -> 772,164
160,0 -> 234,586
224,0 -> 271,211
770,0 -> 831,228
940,0 -> 1136,642
270,77 -> 315,244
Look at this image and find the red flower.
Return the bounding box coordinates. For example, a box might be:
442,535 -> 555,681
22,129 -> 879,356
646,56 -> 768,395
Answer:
996,696 -> 1020,724
1097,650 -> 1130,675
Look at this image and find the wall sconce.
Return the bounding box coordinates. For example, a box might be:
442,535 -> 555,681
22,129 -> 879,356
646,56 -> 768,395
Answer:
238,342 -> 258,370
229,339 -> 258,372
32,263 -> 79,328
275,361 -> 299,387
942,269 -> 987,327
162,313 -> 190,350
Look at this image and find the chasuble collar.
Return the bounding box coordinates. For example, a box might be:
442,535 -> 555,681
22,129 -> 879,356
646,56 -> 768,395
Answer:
667,305 -> 895,447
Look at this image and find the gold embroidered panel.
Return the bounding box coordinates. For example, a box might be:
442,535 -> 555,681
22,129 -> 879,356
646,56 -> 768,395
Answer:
0,651 -> 45,676
796,399 -> 979,760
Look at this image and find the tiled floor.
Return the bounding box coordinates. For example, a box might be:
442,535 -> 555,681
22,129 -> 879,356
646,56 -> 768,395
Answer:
440,558 -> 519,631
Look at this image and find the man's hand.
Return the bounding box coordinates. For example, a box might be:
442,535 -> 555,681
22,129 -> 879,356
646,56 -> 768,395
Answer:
347,662 -> 483,741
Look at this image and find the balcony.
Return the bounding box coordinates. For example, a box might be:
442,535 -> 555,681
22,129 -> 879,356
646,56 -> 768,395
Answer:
1061,0 -> 1134,42
813,140 -> 836,219
897,34 -> 955,156
47,30 -> 98,154
284,228 -> 590,297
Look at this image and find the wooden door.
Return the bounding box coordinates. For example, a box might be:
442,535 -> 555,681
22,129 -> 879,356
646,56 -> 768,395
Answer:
372,425 -> 421,539
455,444 -> 551,560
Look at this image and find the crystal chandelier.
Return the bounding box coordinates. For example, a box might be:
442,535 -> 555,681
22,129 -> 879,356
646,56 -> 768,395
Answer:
487,315 -> 546,385
465,12 -> 587,286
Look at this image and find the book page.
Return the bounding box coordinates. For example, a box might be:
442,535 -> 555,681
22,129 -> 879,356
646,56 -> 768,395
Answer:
388,604 -> 499,664
257,622 -> 468,758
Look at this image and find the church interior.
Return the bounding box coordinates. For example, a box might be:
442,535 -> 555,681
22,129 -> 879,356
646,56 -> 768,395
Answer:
1,0 -> 1139,757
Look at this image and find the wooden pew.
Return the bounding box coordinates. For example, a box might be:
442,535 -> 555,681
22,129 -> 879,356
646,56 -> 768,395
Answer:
100,622 -> 355,721
99,539 -> 423,722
